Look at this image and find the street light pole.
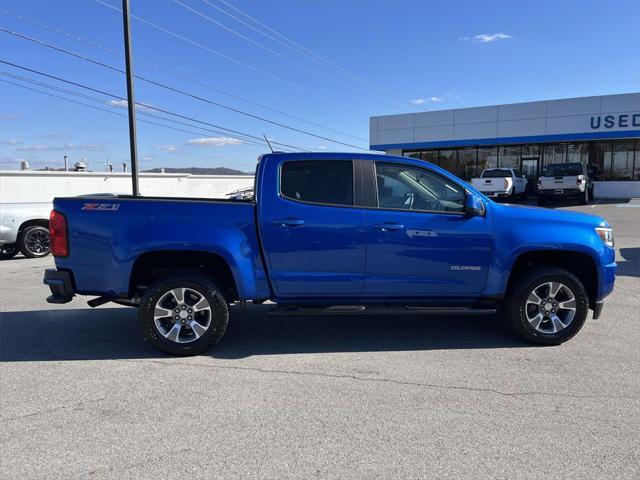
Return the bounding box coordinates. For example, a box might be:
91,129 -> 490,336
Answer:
122,0 -> 139,196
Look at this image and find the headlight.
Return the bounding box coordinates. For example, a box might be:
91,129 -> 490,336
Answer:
595,227 -> 614,247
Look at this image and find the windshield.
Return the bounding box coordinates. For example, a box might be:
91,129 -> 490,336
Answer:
544,163 -> 584,177
481,169 -> 512,178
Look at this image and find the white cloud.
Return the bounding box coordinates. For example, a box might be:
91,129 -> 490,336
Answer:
461,33 -> 513,43
108,99 -> 154,111
155,144 -> 181,153
15,142 -> 104,152
410,96 -> 444,105
0,113 -> 19,121
187,137 -> 243,147
142,155 -> 154,161
1,139 -> 22,145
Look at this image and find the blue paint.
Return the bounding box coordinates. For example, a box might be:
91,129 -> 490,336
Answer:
370,130 -> 640,151
51,152 -> 616,307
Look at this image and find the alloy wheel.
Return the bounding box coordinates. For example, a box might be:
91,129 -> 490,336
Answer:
525,281 -> 577,334
153,287 -> 212,344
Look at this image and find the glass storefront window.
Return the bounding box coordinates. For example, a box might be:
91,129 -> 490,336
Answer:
611,142 -> 635,180
421,151 -> 439,165
567,143 -> 589,164
499,146 -> 520,169
403,151 -> 421,160
543,144 -> 566,168
439,150 -> 457,176
457,148 -> 477,179
477,147 -> 498,173
634,140 -> 640,181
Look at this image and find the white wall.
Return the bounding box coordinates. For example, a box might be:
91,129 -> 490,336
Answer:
593,181 -> 640,199
0,171 -> 254,204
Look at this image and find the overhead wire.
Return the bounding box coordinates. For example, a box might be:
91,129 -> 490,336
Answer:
0,60 -> 311,152
0,28 -> 367,150
0,8 -> 366,141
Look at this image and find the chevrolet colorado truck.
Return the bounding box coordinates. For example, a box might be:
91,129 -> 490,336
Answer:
44,153 -> 616,355
470,168 -> 527,200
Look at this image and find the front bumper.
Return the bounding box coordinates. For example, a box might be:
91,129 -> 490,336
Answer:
44,268 -> 75,304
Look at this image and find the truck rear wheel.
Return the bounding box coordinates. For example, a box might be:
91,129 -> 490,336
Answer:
0,243 -> 19,260
504,267 -> 589,345
579,188 -> 589,205
138,272 -> 229,356
18,225 -> 50,258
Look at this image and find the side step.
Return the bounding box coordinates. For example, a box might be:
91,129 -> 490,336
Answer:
269,305 -> 497,317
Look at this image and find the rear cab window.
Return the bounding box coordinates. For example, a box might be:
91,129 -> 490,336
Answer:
545,163 -> 584,177
280,160 -> 354,206
482,169 -> 513,178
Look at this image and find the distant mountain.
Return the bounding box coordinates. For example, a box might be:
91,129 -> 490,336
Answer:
143,167 -> 253,175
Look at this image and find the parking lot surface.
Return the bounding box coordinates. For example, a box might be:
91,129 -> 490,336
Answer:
1,199 -> 639,479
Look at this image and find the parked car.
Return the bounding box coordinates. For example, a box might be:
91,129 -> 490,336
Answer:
537,162 -> 593,206
470,168 -> 527,200
0,203 -> 51,259
44,152 -> 616,355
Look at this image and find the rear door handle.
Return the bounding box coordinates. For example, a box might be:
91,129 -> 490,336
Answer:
273,218 -> 305,227
373,223 -> 404,232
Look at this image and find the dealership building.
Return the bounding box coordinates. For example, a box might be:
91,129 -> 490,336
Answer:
370,93 -> 640,198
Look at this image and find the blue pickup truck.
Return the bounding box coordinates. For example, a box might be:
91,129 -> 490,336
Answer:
44,152 -> 616,355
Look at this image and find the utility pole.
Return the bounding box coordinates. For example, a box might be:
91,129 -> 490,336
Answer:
122,0 -> 139,196
63,155 -> 68,172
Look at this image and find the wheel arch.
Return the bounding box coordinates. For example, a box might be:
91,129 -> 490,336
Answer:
129,250 -> 239,302
18,218 -> 49,233
506,249 -> 598,308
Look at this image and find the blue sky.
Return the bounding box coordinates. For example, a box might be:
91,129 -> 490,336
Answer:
1,0 -> 639,172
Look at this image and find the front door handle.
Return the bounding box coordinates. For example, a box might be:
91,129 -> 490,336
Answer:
373,223 -> 404,232
273,218 -> 305,227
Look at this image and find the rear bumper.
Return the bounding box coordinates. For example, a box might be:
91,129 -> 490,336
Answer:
538,188 -> 582,197
43,268 -> 75,304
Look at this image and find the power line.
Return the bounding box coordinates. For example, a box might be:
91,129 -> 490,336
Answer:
174,0 -> 344,87
0,30 -> 365,149
200,0 -> 354,79
0,73 -> 273,149
205,0 -> 413,110
0,59 -> 310,152
0,76 -> 276,151
94,0 -> 324,99
0,8 -> 366,141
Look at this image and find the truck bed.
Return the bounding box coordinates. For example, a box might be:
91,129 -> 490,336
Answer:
52,195 -> 270,300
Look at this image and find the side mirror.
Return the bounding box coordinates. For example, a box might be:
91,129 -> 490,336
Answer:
464,191 -> 485,217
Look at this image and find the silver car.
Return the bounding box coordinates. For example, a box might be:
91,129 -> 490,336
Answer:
0,203 -> 52,259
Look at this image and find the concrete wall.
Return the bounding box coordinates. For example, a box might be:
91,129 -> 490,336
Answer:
370,93 -> 640,150
0,171 -> 255,204
593,181 -> 640,199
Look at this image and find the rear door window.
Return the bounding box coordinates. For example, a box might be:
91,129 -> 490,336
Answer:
280,160 -> 353,206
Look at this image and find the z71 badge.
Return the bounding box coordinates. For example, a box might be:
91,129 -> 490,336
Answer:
81,203 -> 120,211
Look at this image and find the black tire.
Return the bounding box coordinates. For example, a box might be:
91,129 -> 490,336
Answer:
536,195 -> 547,206
504,266 -> 589,345
17,225 -> 50,258
579,188 -> 588,205
0,243 -> 19,260
138,272 -> 229,356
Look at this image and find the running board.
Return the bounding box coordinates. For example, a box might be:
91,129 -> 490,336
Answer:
269,305 -> 497,317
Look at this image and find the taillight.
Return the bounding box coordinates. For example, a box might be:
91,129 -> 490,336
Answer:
49,210 -> 68,257
503,178 -> 509,189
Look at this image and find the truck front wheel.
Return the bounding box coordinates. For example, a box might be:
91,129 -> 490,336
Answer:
504,267 -> 589,345
138,272 -> 229,355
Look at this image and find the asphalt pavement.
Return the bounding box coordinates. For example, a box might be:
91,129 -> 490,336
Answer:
1,199 -> 639,479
